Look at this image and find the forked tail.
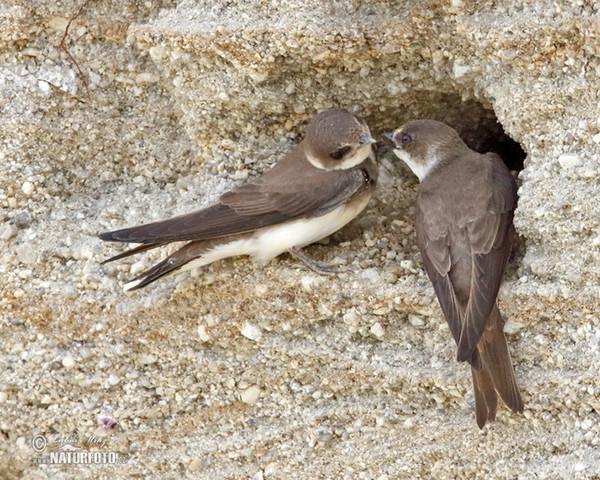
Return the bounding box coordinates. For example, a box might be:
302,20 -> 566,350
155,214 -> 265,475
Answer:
471,304 -> 523,428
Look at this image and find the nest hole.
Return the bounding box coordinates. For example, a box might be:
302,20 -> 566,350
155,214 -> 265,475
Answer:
372,93 -> 526,173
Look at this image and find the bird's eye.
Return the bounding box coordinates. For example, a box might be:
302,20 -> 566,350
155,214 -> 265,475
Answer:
330,146 -> 352,160
401,133 -> 413,144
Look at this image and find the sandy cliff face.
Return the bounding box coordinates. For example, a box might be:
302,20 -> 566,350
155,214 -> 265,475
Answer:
1,1 -> 599,478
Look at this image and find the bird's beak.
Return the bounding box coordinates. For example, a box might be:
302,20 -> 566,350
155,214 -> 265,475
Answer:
383,132 -> 395,142
359,132 -> 377,145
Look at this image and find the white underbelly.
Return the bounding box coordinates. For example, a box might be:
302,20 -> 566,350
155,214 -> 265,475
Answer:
173,195 -> 370,276
249,195 -> 371,263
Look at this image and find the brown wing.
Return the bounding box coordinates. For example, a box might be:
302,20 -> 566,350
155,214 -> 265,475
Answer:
98,203 -> 288,245
416,153 -> 517,365
219,150 -> 371,218
99,145 -> 374,246
416,208 -> 467,354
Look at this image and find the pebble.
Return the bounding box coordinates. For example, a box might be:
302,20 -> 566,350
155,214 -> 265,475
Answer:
12,210 -> 32,229
188,458 -> 203,472
408,314 -> 425,327
149,45 -> 165,61
108,374 -> 121,386
22,47 -> 40,57
140,354 -> 157,365
89,71 -> 101,86
197,324 -> 211,342
233,169 -> 249,180
16,244 -> 37,264
241,323 -> 262,342
300,275 -> 323,292
557,153 -> 581,169
97,413 -> 117,430
370,322 -> 385,338
240,385 -> 261,404
343,309 -> 360,327
62,356 -> 75,369
48,16 -> 68,32
399,259 -> 415,271
135,72 -> 160,84
21,181 -> 34,196
254,284 -> 269,296
38,80 -> 51,96
504,318 -> 526,334
0,223 -> 18,240
453,62 -> 471,78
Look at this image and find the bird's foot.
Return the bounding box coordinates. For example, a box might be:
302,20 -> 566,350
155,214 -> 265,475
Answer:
288,246 -> 339,276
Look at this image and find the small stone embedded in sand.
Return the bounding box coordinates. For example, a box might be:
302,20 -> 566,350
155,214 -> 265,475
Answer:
399,260 -> 415,271
0,223 -> 18,240
558,153 -> 582,169
12,210 -> 32,229
197,324 -> 211,342
188,458 -> 203,472
97,413 -> 117,430
140,354 -> 157,365
38,80 -> 51,96
408,314 -> 425,327
233,169 -> 249,180
16,244 -> 37,264
241,385 -> 261,404
62,356 -> 75,369
300,275 -> 324,292
370,322 -> 385,338
343,309 -> 360,327
21,181 -> 34,196
241,323 -> 262,342
135,72 -> 160,84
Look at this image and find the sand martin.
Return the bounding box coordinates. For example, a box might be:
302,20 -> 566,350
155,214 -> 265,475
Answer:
100,109 -> 378,290
386,119 -> 523,427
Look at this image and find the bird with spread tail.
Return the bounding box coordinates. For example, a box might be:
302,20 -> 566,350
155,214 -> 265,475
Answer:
99,109 -> 378,290
386,119 -> 523,428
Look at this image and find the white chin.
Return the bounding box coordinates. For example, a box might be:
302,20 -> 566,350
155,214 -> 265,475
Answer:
393,148 -> 410,163
393,149 -> 429,181
394,148 -> 410,162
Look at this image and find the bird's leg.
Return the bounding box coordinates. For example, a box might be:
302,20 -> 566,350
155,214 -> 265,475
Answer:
288,246 -> 339,275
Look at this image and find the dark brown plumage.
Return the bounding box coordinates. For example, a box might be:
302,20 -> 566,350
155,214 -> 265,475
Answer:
99,109 -> 377,290
388,119 -> 523,428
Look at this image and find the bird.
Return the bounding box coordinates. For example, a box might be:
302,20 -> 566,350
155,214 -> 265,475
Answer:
99,109 -> 378,291
385,119 -> 523,428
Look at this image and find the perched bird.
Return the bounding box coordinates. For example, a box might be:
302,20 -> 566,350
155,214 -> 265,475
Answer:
99,109 -> 378,290
386,119 -> 523,428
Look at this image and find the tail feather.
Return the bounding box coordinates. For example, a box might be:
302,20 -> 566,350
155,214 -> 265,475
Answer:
120,233 -> 253,290
125,257 -> 180,291
100,242 -> 164,264
470,304 -> 523,427
471,366 -> 497,428
124,241 -> 207,291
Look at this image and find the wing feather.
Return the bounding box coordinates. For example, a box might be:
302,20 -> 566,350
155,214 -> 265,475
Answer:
100,147 -> 374,245
416,152 -> 517,366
